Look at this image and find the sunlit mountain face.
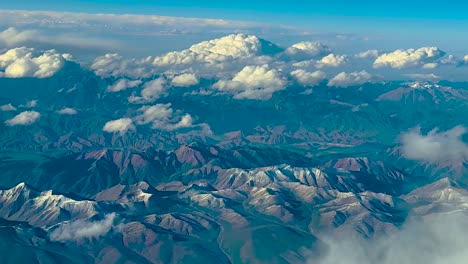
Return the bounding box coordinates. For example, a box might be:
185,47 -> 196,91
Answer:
1,5 -> 468,264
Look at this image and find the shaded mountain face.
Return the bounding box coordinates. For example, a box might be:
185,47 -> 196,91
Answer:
1,58 -> 468,263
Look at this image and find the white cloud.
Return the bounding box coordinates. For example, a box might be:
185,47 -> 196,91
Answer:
404,73 -> 440,81
171,73 -> 200,87
328,71 -> 372,87
102,118 -> 135,134
440,55 -> 460,65
135,103 -> 193,131
0,27 -> 39,47
373,47 -> 446,69
315,214 -> 468,264
5,111 -> 40,126
0,103 -> 16,111
23,100 -> 38,108
284,41 -> 331,59
128,78 -> 167,103
400,126 -> 468,163
50,213 -> 116,241
0,27 -> 122,51
213,64 -> 287,100
0,47 -> 69,78
135,103 -> 173,125
91,53 -> 154,78
355,49 -> 379,59
57,107 -> 77,115
153,34 -> 279,67
107,79 -> 142,92
316,53 -> 347,68
422,63 -> 438,69
290,69 -> 326,86
87,35 -> 280,79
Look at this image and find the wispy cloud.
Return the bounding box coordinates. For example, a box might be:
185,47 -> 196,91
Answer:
49,213 -> 116,241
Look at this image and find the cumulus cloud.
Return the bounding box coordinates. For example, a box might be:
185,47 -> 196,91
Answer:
438,55 -> 462,66
328,71 -> 372,87
153,34 -> 279,67
355,49 -> 379,59
102,118 -> 135,134
316,54 -> 347,68
0,47 -> 69,78
374,47 -> 446,69
93,35 -> 273,78
57,107 -> 77,115
290,69 -> 326,86
107,79 -> 142,92
91,53 -> 154,78
170,73 -> 200,87
135,103 -> 193,130
284,41 -> 331,59
0,103 -> 16,111
400,126 -> 468,163
5,111 -> 40,126
128,78 -> 167,103
50,213 -> 116,241
213,64 -> 287,100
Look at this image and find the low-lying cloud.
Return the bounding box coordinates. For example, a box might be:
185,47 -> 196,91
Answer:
314,213 -> 468,264
57,107 -> 77,115
102,118 -> 135,134
49,213 -> 116,241
400,126 -> 468,162
0,103 -> 16,111
107,79 -> 142,92
5,111 -> 40,126
135,103 -> 194,131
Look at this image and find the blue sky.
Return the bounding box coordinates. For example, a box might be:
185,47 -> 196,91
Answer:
3,0 -> 468,51
2,0 -> 468,22
1,1 -> 468,57
0,1 -> 467,83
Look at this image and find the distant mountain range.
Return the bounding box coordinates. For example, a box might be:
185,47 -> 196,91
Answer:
1,36 -> 468,263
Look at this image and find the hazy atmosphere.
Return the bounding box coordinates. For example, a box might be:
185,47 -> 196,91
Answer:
0,1 -> 467,263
